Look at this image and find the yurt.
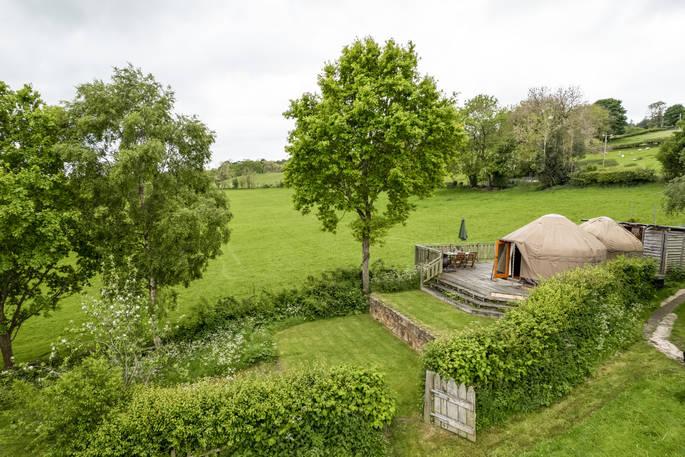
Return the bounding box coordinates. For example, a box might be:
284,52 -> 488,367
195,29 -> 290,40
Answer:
579,216 -> 643,259
492,214 -> 607,282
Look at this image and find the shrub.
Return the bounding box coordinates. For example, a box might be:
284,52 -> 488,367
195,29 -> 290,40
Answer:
7,357 -> 126,457
172,269 -> 367,340
423,257 -> 656,428
570,168 -> 657,186
83,366 -> 395,457
370,261 -> 420,292
610,138 -> 667,150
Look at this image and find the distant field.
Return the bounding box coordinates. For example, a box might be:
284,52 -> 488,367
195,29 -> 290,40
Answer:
13,183 -> 685,363
578,145 -> 662,172
253,172 -> 283,186
608,128 -> 677,146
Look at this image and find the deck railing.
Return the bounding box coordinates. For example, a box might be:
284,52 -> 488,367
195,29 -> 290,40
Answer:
415,243 -> 496,285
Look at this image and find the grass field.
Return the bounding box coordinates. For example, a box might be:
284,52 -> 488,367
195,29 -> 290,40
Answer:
253,172 -> 283,187
375,291 -> 493,336
608,129 -> 677,146
14,183 -> 685,363
275,314 -> 423,415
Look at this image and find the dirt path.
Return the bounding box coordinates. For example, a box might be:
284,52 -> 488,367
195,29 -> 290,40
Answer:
644,289 -> 685,364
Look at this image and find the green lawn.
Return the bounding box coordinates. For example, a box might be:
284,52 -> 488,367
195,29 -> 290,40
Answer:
253,172 -> 283,187
375,290 -> 493,336
275,314 -> 423,415
14,183 -> 685,363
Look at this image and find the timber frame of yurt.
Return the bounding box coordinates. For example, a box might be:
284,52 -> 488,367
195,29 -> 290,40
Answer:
619,222 -> 685,276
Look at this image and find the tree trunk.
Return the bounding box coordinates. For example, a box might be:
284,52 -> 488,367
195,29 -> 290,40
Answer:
0,332 -> 13,369
148,277 -> 162,348
468,174 -> 478,188
361,237 -> 371,295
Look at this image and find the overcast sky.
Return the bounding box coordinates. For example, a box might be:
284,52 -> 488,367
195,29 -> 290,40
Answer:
1,0 -> 683,164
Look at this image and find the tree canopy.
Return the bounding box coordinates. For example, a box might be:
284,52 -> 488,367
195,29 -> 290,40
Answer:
284,38 -> 464,292
68,65 -> 232,345
0,82 -> 98,368
594,98 -> 627,135
664,104 -> 685,127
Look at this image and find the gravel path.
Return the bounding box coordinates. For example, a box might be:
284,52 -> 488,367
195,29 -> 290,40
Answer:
644,289 -> 685,364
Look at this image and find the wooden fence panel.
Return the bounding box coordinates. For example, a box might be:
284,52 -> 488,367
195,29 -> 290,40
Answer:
423,370 -> 476,442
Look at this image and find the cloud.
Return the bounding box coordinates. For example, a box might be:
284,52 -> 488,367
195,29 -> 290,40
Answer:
1,0 -> 683,163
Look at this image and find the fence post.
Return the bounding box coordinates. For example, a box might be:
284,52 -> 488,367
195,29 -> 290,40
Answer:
423,370 -> 433,423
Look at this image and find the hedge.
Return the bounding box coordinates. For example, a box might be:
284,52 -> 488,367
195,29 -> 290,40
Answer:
611,127 -> 670,140
610,137 -> 667,150
82,366 -> 396,457
423,257 -> 656,428
570,168 -> 657,186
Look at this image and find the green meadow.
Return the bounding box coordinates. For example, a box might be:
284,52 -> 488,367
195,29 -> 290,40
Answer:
14,182 -> 685,363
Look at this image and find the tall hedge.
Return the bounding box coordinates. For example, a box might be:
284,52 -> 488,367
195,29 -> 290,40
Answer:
81,366 -> 396,457
423,257 -> 656,428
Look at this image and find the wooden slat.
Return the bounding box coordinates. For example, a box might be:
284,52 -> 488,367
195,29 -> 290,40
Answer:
430,389 -> 475,411
430,411 -> 475,435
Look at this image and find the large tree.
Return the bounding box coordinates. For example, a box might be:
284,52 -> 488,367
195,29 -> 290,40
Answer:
594,98 -> 627,135
457,94 -> 506,187
0,83 -> 97,368
664,103 -> 685,127
68,66 -> 232,346
647,101 -> 667,128
510,87 -> 601,187
657,124 -> 685,180
284,38 -> 464,293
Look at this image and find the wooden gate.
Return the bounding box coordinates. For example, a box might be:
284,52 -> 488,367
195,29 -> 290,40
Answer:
423,370 -> 476,442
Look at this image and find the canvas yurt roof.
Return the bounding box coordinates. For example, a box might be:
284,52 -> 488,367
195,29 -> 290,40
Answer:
579,216 -> 643,254
500,214 -> 607,280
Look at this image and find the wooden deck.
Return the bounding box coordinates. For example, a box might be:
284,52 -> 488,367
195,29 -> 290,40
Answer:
439,262 -> 531,301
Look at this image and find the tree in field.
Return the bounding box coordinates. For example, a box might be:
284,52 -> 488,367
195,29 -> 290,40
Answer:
456,94 -> 506,187
657,123 -> 685,180
68,66 -> 232,346
647,101 -> 667,128
510,87 -> 601,187
0,82 -> 98,368
664,104 -> 685,127
284,38 -> 464,293
594,98 -> 628,135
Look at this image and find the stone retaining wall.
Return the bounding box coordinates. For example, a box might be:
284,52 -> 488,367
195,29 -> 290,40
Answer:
369,294 -> 435,351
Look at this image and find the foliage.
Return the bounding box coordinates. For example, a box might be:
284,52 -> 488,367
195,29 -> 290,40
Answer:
570,168 -> 657,186
171,268 -> 367,341
455,94 -> 508,187
284,37 -> 464,292
67,65 -> 232,344
6,357 -> 126,457
657,125 -> 685,180
594,98 -> 628,135
423,257 -> 657,428
370,261 -> 420,292
647,101 -> 667,128
51,261 -> 153,384
664,175 -> 685,215
83,366 -> 395,457
511,87 -> 604,187
609,137 -> 669,150
664,103 -> 685,127
612,126 -> 668,139
0,81 -> 99,368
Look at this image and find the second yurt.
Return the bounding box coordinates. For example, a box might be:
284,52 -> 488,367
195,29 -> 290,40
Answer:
492,214 -> 607,282
580,216 -> 643,258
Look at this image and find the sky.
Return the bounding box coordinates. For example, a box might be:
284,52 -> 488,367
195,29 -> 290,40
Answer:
1,0 -> 684,165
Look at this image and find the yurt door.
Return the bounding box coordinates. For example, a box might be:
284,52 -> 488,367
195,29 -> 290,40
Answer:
493,241 -> 511,279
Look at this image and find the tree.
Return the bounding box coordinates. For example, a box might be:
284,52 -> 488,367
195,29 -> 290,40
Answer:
510,87 -> 600,187
664,104 -> 685,127
647,101 -> 667,128
664,176 -> 685,215
0,82 -> 98,368
657,123 -> 685,180
68,66 -> 232,346
457,94 -> 506,187
594,98 -> 628,135
284,38 -> 464,293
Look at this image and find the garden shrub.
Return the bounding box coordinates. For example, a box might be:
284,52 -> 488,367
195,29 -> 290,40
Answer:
83,366 -> 395,457
7,357 -> 126,457
370,261 -> 420,292
172,268 -> 367,340
570,168 -> 657,186
423,257 -> 657,428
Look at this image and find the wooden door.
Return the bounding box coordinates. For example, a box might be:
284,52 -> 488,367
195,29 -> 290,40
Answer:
492,240 -> 510,279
